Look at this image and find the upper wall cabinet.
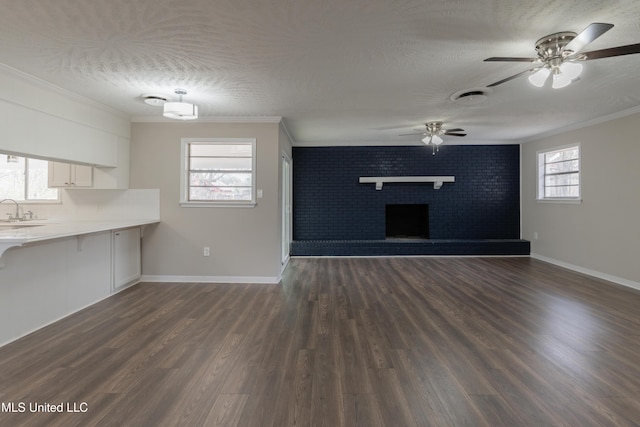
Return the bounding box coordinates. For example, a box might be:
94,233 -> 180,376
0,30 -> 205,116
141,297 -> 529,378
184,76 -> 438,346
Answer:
0,69 -> 131,189
91,136 -> 130,189
48,162 -> 93,188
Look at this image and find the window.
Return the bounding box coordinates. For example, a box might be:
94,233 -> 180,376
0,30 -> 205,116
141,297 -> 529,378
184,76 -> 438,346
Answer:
537,144 -> 580,201
0,154 -> 59,202
180,138 -> 256,207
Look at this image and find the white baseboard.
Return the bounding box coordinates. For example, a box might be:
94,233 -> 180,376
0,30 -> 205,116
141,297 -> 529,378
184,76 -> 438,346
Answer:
530,253 -> 640,292
281,256 -> 290,275
140,275 -> 281,285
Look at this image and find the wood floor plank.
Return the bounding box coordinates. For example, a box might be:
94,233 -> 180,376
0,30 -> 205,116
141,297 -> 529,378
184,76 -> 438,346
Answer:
310,334 -> 347,427
202,393 -> 248,427
343,393 -> 385,427
2,257 -> 640,426
367,367 -> 419,427
285,349 -> 314,427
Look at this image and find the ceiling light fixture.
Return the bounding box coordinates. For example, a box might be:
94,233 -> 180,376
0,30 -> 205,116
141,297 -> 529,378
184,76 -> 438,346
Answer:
400,122 -> 466,155
528,67 -> 551,87
422,134 -> 443,145
422,123 -> 446,155
163,89 -> 198,120
553,61 -> 583,89
525,32 -> 585,89
528,61 -> 583,89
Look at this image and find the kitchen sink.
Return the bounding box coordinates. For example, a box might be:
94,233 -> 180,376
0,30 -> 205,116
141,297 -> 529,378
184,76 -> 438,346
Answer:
0,223 -> 43,229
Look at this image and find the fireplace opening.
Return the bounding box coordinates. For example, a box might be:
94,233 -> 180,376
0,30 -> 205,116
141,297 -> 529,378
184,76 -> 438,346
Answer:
385,204 -> 429,239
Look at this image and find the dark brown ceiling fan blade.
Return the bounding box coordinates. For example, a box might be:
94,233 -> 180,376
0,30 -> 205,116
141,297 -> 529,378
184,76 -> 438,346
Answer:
486,66 -> 541,87
580,42 -> 640,60
564,22 -> 614,54
444,128 -> 464,133
484,57 -> 538,62
444,133 -> 467,137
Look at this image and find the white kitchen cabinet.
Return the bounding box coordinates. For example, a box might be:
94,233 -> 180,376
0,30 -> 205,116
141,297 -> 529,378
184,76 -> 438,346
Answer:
48,161 -> 93,187
112,227 -> 141,292
92,136 -> 130,189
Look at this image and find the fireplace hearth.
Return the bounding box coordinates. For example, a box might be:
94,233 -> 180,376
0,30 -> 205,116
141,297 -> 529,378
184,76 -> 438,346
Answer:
385,204 -> 429,239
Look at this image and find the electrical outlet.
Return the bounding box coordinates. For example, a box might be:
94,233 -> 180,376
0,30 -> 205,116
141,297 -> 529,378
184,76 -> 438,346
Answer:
533,232 -> 539,240
203,247 -> 210,257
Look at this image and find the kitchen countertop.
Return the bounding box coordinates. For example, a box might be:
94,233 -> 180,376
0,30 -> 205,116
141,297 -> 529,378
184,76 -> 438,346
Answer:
0,219 -> 159,245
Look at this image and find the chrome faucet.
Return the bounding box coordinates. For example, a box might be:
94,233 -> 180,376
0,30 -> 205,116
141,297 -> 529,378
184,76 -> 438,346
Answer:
0,199 -> 22,221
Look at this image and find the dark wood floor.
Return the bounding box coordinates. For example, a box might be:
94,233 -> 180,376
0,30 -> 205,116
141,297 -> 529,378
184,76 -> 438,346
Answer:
1,257 -> 640,426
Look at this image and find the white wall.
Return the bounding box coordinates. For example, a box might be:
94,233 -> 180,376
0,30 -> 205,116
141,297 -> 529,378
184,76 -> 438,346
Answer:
5,189 -> 160,221
522,111 -> 640,288
130,120 -> 286,283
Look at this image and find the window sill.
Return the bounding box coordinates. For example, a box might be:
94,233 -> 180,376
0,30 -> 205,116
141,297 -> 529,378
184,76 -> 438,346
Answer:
180,201 -> 256,208
536,198 -> 582,204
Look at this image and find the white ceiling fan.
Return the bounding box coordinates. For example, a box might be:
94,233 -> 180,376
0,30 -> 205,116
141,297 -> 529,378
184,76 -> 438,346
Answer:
484,23 -> 640,89
400,122 -> 466,155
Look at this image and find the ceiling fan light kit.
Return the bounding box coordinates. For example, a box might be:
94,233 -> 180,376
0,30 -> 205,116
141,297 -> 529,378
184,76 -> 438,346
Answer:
559,61 -> 583,80
528,67 -> 551,87
401,122 -> 466,155
528,61 -> 583,89
163,89 -> 198,120
422,134 -> 444,145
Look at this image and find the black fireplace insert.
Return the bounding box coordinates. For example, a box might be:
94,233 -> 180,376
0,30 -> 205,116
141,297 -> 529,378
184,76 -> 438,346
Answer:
385,204 -> 429,239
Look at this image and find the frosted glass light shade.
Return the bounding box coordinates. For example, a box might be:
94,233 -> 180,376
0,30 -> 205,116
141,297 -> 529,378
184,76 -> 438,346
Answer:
559,61 -> 583,80
528,67 -> 551,87
551,62 -> 583,89
552,72 -> 572,89
163,102 -> 198,120
422,135 -> 444,145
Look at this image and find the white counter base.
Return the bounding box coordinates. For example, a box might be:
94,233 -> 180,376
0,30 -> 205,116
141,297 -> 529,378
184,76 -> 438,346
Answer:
0,219 -> 158,347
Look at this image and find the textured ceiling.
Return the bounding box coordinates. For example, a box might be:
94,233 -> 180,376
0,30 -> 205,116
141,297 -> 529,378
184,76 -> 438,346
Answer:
0,0 -> 639,145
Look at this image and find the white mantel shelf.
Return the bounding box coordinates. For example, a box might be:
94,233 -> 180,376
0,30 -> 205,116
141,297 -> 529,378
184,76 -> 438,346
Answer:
359,176 -> 455,190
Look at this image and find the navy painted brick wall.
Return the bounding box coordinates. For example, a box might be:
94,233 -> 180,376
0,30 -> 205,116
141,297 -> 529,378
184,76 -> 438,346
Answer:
293,145 -> 520,240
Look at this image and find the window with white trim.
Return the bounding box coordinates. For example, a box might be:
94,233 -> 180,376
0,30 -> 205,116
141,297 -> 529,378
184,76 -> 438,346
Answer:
537,144 -> 580,201
0,154 -> 59,202
180,138 -> 256,207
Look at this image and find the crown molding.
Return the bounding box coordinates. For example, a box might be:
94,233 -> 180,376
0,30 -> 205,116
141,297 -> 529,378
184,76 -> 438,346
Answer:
131,115 -> 283,123
279,118 -> 296,145
292,139 -> 514,147
519,105 -> 640,144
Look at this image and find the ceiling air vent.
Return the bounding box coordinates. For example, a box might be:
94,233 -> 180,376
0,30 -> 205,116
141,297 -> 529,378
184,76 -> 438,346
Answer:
141,94 -> 168,106
450,88 -> 491,105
